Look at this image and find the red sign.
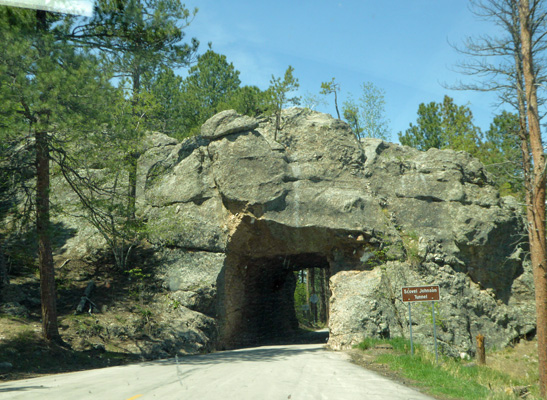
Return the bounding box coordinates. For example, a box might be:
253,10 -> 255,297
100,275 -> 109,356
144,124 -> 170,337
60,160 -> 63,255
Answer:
401,285 -> 440,303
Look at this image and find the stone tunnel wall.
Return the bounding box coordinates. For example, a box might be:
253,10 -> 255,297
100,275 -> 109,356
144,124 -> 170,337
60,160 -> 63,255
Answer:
217,215 -> 369,349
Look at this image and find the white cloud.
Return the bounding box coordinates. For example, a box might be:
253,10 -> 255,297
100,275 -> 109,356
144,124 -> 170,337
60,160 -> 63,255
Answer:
228,50 -> 279,89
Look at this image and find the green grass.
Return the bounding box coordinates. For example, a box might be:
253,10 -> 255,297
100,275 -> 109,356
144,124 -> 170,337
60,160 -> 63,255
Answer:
377,352 -> 489,399
356,337 -> 539,399
357,336 -> 410,352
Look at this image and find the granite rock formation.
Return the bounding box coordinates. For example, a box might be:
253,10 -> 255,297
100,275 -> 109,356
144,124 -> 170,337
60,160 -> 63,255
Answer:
55,108 -> 534,356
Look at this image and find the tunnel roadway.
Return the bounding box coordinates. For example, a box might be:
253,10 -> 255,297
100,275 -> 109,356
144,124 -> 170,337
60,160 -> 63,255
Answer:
0,343 -> 435,400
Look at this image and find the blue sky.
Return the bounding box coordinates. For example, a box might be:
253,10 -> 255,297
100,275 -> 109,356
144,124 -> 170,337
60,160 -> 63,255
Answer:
185,0 -> 509,142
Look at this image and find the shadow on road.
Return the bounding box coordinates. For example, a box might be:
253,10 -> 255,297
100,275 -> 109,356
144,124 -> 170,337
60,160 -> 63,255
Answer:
259,328 -> 329,346
0,386 -> 46,393
226,327 -> 330,350
143,343 -> 326,367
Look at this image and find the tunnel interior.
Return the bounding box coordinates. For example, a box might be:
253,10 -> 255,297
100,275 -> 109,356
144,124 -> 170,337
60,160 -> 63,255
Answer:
219,252 -> 331,349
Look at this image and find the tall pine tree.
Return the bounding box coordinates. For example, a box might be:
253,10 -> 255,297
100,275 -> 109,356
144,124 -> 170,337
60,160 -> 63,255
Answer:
398,95 -> 482,156
69,0 -> 199,220
0,6 -> 114,341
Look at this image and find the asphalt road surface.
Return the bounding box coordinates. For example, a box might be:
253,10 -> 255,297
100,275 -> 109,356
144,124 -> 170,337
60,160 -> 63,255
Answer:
0,343 -> 436,400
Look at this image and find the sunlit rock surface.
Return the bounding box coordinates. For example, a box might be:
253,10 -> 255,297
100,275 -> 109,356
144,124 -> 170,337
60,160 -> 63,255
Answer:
56,108 -> 534,356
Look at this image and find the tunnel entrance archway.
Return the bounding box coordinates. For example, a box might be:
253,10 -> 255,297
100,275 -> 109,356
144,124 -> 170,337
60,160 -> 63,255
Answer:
217,216 -> 369,349
220,252 -> 330,348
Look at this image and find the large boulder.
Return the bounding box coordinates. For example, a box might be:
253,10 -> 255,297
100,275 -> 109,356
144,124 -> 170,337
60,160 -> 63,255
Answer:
54,108 -> 534,356
328,261 -> 534,356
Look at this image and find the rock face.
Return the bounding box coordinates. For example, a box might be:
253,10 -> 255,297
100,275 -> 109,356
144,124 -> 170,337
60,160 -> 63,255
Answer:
58,108 -> 535,357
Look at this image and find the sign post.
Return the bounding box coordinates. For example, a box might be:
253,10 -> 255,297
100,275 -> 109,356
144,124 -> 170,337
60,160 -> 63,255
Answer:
431,300 -> 439,363
401,285 -> 441,362
408,302 -> 413,355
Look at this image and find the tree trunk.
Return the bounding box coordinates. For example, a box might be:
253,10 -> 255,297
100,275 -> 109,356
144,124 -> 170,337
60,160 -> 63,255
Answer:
305,268 -> 310,304
34,10 -> 61,343
309,267 -> 317,324
319,268 -> 328,324
334,91 -> 340,120
35,126 -> 60,342
127,152 -> 138,221
128,68 -> 142,222
519,1 -> 547,395
274,111 -> 281,141
0,240 -> 8,303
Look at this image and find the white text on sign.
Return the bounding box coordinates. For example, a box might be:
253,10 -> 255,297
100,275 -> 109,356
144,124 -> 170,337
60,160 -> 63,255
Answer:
401,285 -> 440,302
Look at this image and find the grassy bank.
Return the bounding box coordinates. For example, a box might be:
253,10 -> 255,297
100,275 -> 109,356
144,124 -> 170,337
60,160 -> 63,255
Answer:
353,337 -> 539,399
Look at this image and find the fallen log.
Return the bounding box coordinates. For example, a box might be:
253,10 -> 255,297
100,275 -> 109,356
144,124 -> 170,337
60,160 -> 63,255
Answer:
75,281 -> 95,314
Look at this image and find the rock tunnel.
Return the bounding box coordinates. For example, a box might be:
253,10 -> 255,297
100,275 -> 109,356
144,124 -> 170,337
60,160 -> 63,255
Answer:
217,215 -> 370,349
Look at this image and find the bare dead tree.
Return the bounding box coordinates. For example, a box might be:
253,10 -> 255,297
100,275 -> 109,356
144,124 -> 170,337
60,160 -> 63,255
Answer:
519,0 -> 547,395
450,0 -> 547,395
449,0 -> 547,112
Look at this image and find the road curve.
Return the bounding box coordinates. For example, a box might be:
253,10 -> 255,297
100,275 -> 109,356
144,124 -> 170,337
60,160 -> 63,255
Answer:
0,343 -> 435,400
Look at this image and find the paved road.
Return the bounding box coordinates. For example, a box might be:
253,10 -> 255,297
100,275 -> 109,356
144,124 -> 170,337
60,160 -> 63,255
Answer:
0,344 -> 435,400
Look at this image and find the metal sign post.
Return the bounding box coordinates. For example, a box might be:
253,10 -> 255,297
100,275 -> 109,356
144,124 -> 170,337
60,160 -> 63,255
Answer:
401,285 -> 441,361
431,301 -> 439,363
408,303 -> 414,355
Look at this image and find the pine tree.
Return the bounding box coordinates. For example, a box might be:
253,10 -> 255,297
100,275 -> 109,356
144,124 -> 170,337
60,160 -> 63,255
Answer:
320,78 -> 341,119
268,66 -> 300,140
178,49 -> 242,135
480,111 -> 523,197
69,0 -> 199,220
0,6 -> 114,341
398,95 -> 482,156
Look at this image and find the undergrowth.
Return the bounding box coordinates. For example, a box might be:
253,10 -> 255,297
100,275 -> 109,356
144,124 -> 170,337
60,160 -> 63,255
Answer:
356,337 -> 539,399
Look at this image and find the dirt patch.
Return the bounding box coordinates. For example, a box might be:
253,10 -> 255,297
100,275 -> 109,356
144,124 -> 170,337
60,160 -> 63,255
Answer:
0,317 -> 139,381
486,339 -> 538,379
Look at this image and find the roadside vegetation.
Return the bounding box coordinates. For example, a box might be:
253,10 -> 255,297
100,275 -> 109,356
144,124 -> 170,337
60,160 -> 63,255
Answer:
0,318 -> 136,381
353,337 -> 539,400
293,268 -> 328,329
0,258 -> 157,382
